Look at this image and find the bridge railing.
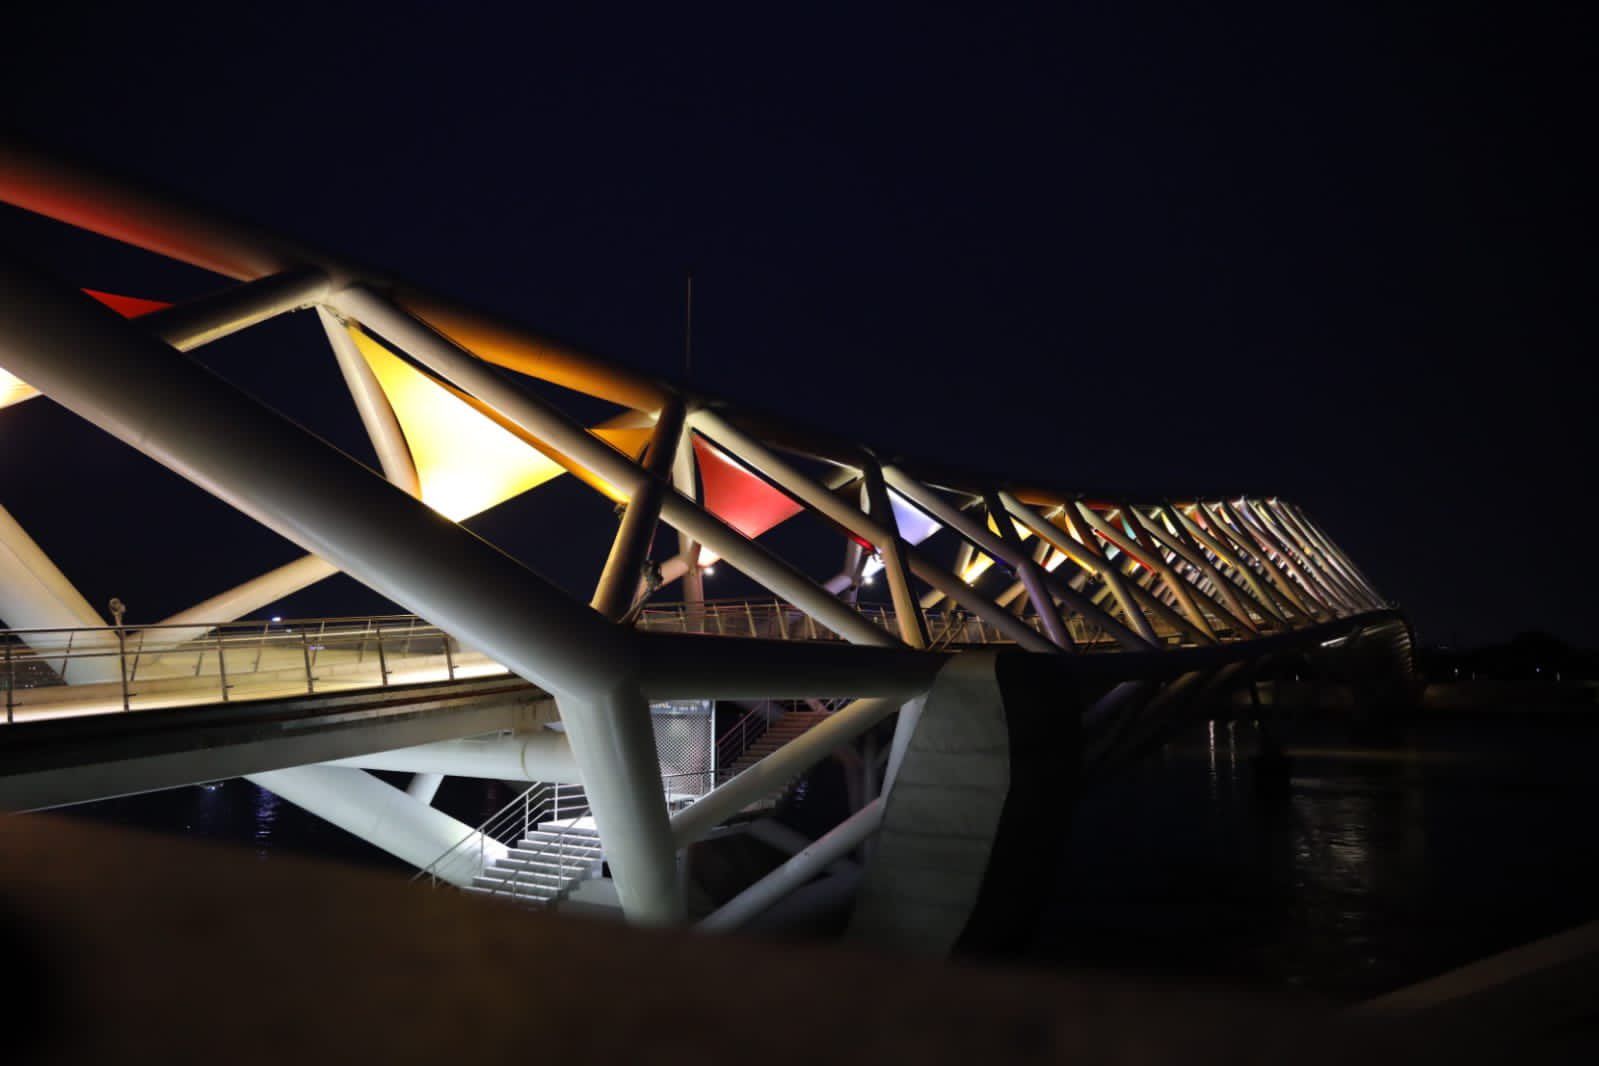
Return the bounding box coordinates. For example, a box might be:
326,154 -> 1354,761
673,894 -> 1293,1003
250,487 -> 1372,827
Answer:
0,615 -> 511,722
634,596 -> 1119,649
0,598 -> 1123,724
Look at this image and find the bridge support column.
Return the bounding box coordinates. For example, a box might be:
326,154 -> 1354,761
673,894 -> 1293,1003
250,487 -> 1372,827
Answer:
556,688 -> 685,925
406,773 -> 444,805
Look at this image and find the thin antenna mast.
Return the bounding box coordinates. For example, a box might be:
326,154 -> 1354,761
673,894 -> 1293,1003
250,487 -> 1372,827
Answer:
683,271 -> 694,385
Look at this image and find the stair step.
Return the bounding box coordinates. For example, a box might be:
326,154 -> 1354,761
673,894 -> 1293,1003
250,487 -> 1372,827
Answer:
480,866 -> 565,885
520,834 -> 604,852
498,856 -> 594,869
534,825 -> 600,838
466,887 -> 559,906
464,886 -> 552,902
471,876 -> 562,897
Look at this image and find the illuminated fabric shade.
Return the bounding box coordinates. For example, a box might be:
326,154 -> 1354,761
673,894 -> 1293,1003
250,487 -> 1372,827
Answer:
82,288 -> 172,319
692,435 -> 803,541
351,329 -> 570,521
952,513 -> 1038,584
453,390 -> 651,505
863,489 -> 941,579
2,288 -> 173,410
0,369 -> 32,410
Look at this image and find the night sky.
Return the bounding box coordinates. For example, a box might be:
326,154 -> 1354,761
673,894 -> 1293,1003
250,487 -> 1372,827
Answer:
1,3 -> 1592,646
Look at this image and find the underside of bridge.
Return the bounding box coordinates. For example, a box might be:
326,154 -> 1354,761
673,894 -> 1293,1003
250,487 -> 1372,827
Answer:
0,143 -> 1410,941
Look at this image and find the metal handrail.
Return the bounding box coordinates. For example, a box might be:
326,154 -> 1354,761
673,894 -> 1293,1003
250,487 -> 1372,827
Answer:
0,597 -> 1126,727
1,615 -> 509,723
714,701 -> 782,769
465,783 -> 594,905
414,780 -> 590,889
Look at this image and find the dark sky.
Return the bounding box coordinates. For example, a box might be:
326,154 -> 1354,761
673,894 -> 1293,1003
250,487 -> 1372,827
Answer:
1,2 -> 1592,646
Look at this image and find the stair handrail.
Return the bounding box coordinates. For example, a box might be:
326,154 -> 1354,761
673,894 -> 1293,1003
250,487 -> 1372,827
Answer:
414,779 -> 561,887
714,701 -> 784,769
475,784 -> 592,904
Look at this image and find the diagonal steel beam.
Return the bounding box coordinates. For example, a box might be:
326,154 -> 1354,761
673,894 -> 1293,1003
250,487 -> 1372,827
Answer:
1126,506 -> 1261,636
1070,501 -> 1218,643
0,256 -> 682,925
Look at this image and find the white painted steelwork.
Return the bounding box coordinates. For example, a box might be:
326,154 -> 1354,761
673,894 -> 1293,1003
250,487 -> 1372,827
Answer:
0,144 -> 1398,930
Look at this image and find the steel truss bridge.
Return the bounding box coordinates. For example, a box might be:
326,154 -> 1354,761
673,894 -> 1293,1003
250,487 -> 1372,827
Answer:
0,143 -> 1410,941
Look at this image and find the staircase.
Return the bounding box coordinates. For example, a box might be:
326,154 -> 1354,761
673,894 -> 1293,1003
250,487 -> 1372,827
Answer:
724,709 -> 831,777
464,821 -> 604,908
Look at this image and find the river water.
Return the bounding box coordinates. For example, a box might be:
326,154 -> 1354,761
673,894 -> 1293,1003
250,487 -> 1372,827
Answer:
1028,713 -> 1599,1000
58,712 -> 1599,1002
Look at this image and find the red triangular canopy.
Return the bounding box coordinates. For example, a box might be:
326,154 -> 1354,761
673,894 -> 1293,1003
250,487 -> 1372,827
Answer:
83,288 -> 172,318
693,435 -> 804,541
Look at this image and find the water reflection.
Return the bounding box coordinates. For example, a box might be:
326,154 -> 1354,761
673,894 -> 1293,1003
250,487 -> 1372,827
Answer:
253,784 -> 280,853
1031,714 -> 1599,1001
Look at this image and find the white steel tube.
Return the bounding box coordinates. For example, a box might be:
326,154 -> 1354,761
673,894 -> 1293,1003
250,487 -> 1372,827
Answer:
406,773 -> 444,805
1201,502 -> 1317,620
557,688 -> 684,922
0,503 -> 120,684
317,309 -> 421,495
1157,503 -> 1286,627
881,693 -> 927,796
671,696 -> 901,845
995,494 -> 1155,649
880,469 -> 1094,654
686,413 -> 1061,651
1124,505 -> 1259,636
246,765 -> 507,886
1280,503 -> 1384,606
1219,501 -> 1329,618
592,398 -> 684,620
862,461 -> 929,648
1259,501 -> 1372,610
1241,500 -> 1353,612
153,554 -> 339,642
323,732 -> 580,782
1171,504 -> 1299,626
670,434 -> 705,610
699,797 -> 885,931
146,269 -> 333,352
0,260 -> 690,924
1071,502 -> 1217,642
333,288 -> 893,650
983,489 -> 1073,649
0,502 -> 105,633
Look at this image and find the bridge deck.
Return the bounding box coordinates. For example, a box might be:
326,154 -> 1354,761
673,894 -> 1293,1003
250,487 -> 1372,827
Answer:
0,674 -> 546,811
2,601 -> 1148,727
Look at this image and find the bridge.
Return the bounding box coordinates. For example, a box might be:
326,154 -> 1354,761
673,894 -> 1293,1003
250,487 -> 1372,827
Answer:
0,143 -> 1411,944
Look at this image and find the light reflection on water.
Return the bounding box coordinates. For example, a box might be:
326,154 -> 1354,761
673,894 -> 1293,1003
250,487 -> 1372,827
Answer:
53,712 -> 1599,1001
252,785 -> 279,853
1029,714 -> 1599,1001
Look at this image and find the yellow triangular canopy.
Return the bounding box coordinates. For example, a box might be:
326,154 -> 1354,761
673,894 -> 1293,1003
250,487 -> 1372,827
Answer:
350,328 -> 653,520
351,329 -> 568,520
